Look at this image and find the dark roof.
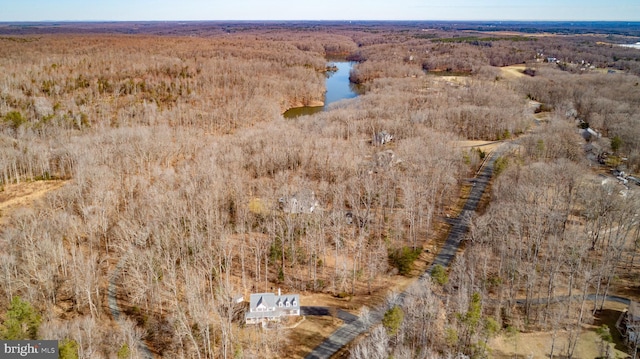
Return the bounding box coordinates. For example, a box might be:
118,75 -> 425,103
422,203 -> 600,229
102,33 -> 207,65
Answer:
629,301 -> 640,321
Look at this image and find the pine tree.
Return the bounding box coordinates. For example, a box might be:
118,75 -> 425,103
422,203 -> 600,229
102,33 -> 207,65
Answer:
0,296 -> 42,340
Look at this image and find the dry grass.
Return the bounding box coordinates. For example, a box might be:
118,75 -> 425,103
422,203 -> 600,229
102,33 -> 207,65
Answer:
456,140 -> 504,153
430,75 -> 470,86
534,112 -> 551,122
283,316 -> 344,359
0,180 -> 66,224
282,276 -> 418,358
490,302 -> 630,359
500,65 -> 527,79
490,330 -> 626,359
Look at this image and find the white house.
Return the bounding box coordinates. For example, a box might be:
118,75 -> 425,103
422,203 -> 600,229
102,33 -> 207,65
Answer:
627,301 -> 640,342
618,301 -> 640,348
278,189 -> 319,214
245,289 -> 300,324
373,131 -> 393,146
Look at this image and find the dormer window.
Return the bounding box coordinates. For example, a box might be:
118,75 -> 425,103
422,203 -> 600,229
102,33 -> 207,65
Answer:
247,292 -> 301,324
256,296 -> 267,312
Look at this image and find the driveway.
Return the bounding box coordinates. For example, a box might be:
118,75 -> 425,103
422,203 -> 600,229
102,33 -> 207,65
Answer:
305,145 -> 508,359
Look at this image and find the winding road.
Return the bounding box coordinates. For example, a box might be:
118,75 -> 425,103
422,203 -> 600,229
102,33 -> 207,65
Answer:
108,255 -> 154,359
304,145 -> 508,359
104,140 -> 633,359
304,141 -> 638,358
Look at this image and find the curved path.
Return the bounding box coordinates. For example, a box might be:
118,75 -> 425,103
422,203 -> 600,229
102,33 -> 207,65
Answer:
108,255 -> 154,359
305,146 -> 508,359
301,307 -> 359,323
515,294 -> 631,306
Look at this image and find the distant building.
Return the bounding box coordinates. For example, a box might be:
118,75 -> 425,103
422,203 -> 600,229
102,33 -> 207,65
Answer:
628,176 -> 640,186
362,150 -> 402,174
245,289 -> 300,324
374,150 -> 401,169
345,211 -> 367,227
278,189 -> 319,214
579,127 -> 600,142
617,301 -> 640,351
373,131 -> 393,146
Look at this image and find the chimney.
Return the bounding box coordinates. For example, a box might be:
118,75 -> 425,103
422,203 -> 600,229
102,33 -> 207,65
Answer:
278,288 -> 281,296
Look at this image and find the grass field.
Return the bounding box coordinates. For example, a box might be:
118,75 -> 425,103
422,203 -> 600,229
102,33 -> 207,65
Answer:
490,301 -> 631,359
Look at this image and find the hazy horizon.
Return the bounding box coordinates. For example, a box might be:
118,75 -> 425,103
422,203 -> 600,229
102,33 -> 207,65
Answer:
1,0 -> 640,22
2,19 -> 640,23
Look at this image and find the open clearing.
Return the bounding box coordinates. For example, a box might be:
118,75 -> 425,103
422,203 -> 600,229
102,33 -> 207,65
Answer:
455,140 -> 503,153
500,65 -> 527,79
284,316 -> 344,359
490,330 -> 628,359
490,301 -> 630,359
0,180 -> 66,223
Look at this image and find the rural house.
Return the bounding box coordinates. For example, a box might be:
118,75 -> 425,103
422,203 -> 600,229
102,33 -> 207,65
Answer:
373,131 -> 393,146
278,189 -> 319,214
245,289 -> 300,324
618,301 -> 640,348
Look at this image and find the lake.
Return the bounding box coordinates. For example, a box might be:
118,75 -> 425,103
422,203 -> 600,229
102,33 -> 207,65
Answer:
283,61 -> 360,118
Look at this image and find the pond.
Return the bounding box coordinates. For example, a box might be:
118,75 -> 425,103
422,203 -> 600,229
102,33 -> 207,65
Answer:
283,61 -> 361,118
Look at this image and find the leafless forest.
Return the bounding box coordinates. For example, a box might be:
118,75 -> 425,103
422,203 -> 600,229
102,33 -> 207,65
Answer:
1,22 -> 640,358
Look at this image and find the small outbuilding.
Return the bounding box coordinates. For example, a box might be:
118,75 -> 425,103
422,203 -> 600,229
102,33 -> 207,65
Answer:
579,127 -> 601,142
618,301 -> 640,348
373,131 -> 393,146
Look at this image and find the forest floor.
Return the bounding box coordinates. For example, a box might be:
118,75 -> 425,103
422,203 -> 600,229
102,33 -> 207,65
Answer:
0,179 -> 67,224
490,301 -> 630,358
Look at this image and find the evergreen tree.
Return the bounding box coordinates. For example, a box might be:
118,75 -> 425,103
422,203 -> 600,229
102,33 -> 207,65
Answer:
0,296 -> 42,340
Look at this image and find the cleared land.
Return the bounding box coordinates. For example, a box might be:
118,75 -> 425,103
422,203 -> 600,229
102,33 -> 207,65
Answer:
500,64 -> 527,79
490,302 -> 629,359
0,180 -> 66,223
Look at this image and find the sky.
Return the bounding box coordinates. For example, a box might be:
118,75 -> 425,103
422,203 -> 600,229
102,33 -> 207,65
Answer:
1,0 -> 640,22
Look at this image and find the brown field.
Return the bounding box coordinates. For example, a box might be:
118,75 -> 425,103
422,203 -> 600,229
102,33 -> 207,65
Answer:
456,140 -> 504,153
500,65 -> 527,79
0,180 -> 66,223
491,302 -> 629,359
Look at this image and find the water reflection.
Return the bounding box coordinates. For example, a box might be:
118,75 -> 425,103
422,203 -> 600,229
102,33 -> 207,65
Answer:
283,61 -> 361,118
